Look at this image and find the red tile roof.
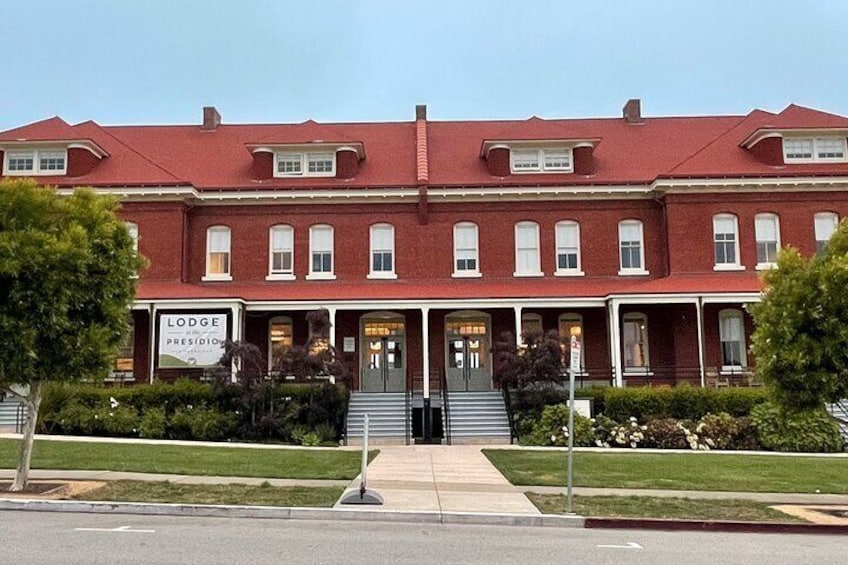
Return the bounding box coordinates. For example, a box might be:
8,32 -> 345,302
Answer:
3,104 -> 848,189
136,273 -> 762,302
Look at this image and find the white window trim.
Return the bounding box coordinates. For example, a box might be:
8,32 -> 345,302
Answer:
754,213 -> 781,270
622,312 -> 650,373
367,223 -> 398,280
559,313 -> 586,374
814,211 -> 839,252
509,147 -> 574,174
554,220 -> 584,277
274,151 -> 336,178
266,224 -> 296,281
306,224 -> 336,280
617,220 -> 649,276
513,221 -> 543,277
718,309 -> 747,372
712,213 -> 744,271
452,222 -> 481,278
3,148 -> 68,176
202,226 -> 232,282
783,136 -> 848,163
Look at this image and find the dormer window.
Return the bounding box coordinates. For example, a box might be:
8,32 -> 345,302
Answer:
4,149 -> 67,175
510,148 -> 573,173
783,137 -> 847,162
275,152 -> 335,177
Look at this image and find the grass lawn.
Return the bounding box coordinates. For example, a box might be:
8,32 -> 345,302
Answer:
0,439 -> 375,480
483,450 -> 848,494
526,493 -> 805,523
74,480 -> 343,507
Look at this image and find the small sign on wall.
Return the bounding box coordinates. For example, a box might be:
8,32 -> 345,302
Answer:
343,337 -> 356,352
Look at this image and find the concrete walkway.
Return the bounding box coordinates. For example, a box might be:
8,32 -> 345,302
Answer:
334,445 -> 540,514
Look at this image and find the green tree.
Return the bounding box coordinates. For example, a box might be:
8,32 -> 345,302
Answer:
0,179 -> 143,491
750,221 -> 848,409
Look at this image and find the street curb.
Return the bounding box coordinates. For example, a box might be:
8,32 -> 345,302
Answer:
0,498 -> 584,528
584,517 -> 848,535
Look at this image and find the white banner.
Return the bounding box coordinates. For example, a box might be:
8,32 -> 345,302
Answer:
158,314 -> 227,368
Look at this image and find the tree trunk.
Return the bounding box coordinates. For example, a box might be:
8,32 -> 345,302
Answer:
10,380 -> 43,492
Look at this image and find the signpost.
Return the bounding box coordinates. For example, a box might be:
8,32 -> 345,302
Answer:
567,327 -> 582,514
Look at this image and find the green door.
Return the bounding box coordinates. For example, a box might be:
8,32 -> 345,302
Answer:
361,318 -> 405,392
446,316 -> 491,392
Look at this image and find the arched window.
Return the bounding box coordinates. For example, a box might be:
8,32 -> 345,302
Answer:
618,220 -> 647,275
718,309 -> 747,369
712,214 -> 740,269
814,212 -> 839,253
268,316 -> 293,370
453,222 -> 480,277
622,313 -> 649,370
755,213 -> 780,268
268,225 -> 294,279
514,221 -> 541,276
520,313 -> 543,346
308,224 -> 335,279
559,313 -> 584,371
369,223 -> 396,278
555,221 -> 582,275
204,225 -> 231,280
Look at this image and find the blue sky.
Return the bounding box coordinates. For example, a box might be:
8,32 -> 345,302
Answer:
1,0 -> 847,130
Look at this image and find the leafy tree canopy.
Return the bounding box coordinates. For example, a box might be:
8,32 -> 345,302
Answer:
0,178 -> 143,389
750,221 -> 848,409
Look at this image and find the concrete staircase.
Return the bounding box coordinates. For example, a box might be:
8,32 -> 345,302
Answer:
826,400 -> 848,450
445,391 -> 511,444
0,400 -> 25,433
345,392 -> 408,445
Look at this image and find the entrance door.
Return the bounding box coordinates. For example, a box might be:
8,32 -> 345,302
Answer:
361,317 -> 405,392
446,315 -> 491,391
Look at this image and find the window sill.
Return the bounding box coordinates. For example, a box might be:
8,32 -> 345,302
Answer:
512,271 -> 544,278
3,169 -> 68,176
452,272 -> 482,278
755,263 -> 777,271
201,274 -> 232,282
265,273 -> 296,281
554,270 -> 585,277
713,264 -> 745,272
720,366 -> 751,375
623,369 -> 654,376
618,269 -> 650,276
306,273 -> 337,281
367,272 -> 398,280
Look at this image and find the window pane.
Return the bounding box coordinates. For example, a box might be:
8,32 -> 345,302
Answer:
814,213 -> 838,243
209,228 -> 230,252
543,149 -> 570,170
784,138 -> 813,159
7,152 -> 34,171
816,138 -> 845,159
512,149 -> 539,170
209,252 -> 229,274
311,227 -> 332,251
307,153 -> 334,173
623,317 -> 648,368
755,216 -> 777,241
277,153 -> 302,174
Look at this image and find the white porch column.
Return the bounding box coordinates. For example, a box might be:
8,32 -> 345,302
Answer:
230,304 -> 243,383
695,297 -> 706,387
327,306 -> 337,348
422,306 -> 430,399
148,304 -> 157,384
513,305 -> 523,345
608,299 -> 623,387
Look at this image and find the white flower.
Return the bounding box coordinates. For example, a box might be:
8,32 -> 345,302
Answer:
109,396 -> 119,409
551,434 -> 557,442
629,416 -> 637,422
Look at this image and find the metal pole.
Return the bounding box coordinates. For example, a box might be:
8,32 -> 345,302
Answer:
567,332 -> 581,514
360,413 -> 369,497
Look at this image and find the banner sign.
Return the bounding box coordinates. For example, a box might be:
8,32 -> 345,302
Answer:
158,314 -> 227,368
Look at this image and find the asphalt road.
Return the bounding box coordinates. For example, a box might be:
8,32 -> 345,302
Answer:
0,511 -> 845,564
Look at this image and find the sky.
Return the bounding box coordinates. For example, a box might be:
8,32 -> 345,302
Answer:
1,0 -> 848,130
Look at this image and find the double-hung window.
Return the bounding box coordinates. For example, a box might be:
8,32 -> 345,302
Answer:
618,220 -> 647,275
510,148 -> 573,173
814,212 -> 839,253
514,221 -> 542,276
784,137 -> 847,162
622,313 -> 649,371
719,310 -> 747,370
268,225 -> 295,280
453,222 -> 480,277
555,221 -> 582,275
308,225 -> 335,279
369,223 -> 396,279
713,214 -> 741,269
4,149 -> 67,175
204,226 -> 232,280
559,314 -> 584,371
275,152 -> 336,177
755,213 -> 780,268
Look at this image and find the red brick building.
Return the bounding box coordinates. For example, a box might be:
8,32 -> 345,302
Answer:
2,100 -> 847,436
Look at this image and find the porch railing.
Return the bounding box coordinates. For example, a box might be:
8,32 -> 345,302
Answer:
501,382 -> 516,444
405,368 -> 413,445
440,367 -> 451,445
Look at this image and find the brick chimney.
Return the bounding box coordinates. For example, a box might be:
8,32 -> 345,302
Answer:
415,104 -> 427,121
623,98 -> 643,124
202,106 -> 221,130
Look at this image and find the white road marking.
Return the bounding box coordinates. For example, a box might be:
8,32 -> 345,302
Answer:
75,525 -> 155,533
597,542 -> 643,549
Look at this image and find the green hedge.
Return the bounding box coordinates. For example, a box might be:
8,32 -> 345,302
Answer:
509,384 -> 769,423
38,380 -> 349,444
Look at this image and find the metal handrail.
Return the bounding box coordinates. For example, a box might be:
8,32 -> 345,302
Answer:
404,368 -> 412,445
501,382 -> 516,444
15,402 -> 25,434
440,367 -> 451,445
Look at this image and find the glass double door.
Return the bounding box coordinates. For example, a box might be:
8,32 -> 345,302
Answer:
446,317 -> 491,392
361,318 -> 405,392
